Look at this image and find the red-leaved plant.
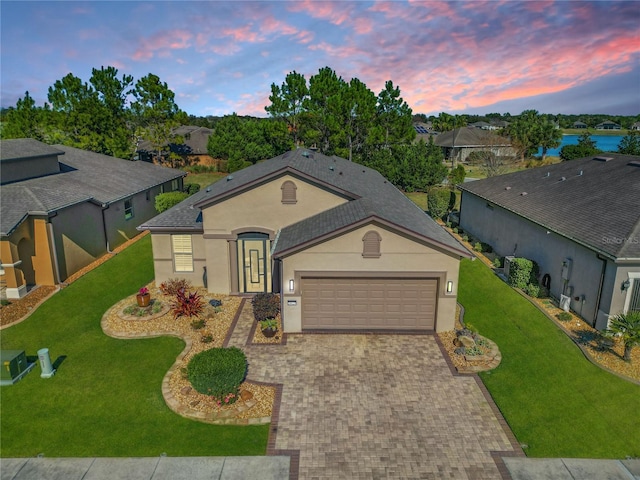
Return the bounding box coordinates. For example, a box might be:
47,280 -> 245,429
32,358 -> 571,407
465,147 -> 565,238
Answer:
171,288 -> 205,320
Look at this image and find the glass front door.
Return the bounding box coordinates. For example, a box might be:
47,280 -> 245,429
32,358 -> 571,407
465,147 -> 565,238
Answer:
238,234 -> 270,293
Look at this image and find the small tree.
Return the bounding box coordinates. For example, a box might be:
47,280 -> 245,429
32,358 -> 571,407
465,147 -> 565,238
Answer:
448,164 -> 466,189
606,311 -> 640,362
155,191 -> 189,213
427,188 -> 451,220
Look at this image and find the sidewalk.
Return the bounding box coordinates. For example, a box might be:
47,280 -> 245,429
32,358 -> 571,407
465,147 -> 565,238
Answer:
0,456 -> 290,480
504,457 -> 640,480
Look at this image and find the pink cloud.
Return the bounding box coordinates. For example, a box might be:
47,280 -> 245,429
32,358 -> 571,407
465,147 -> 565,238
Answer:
131,29 -> 193,61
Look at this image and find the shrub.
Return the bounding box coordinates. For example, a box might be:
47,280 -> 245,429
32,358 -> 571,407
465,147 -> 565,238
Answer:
171,288 -> 205,320
481,242 -> 493,253
427,189 -> 451,220
183,183 -> 201,195
452,227 -> 459,234
508,257 -> 534,289
252,293 -> 280,322
155,191 -> 189,213
190,318 -> 206,330
525,283 -> 540,298
160,278 -> 192,296
473,242 -> 483,252
493,257 -> 502,268
557,312 -> 572,322
461,234 -> 469,242
187,347 -> 247,403
1,299 -> 12,306
538,286 -> 549,298
200,332 -> 214,343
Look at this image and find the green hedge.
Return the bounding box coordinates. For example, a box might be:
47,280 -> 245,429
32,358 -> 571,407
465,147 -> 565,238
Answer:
155,191 -> 189,213
508,258 -> 533,289
427,189 -> 450,220
251,292 -> 280,322
187,347 -> 247,403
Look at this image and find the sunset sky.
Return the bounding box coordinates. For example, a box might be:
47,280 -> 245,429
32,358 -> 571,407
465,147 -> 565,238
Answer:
1,1 -> 639,117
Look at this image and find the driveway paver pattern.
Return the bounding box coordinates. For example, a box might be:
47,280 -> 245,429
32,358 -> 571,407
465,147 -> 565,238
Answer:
234,304 -> 522,479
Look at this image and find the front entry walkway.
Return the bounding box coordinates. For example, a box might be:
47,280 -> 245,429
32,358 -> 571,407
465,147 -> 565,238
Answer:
233,303 -> 523,479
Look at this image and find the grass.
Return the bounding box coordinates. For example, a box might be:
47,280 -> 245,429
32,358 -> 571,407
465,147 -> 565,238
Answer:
0,235 -> 269,457
405,188 -> 460,212
458,258 -> 640,458
184,171 -> 227,189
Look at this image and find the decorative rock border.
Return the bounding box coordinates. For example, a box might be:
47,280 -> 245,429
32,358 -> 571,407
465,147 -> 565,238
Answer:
458,336 -> 502,373
117,302 -> 171,322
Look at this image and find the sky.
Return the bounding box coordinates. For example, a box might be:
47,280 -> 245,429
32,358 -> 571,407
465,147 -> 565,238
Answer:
1,1 -> 639,118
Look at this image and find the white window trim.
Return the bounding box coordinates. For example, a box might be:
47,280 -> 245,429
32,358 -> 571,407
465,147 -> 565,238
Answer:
623,272 -> 640,313
172,235 -> 194,273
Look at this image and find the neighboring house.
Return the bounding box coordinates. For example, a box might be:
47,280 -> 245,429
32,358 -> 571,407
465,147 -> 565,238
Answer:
573,121 -> 588,129
595,121 -> 621,130
434,127 -> 516,163
630,122 -> 640,131
0,139 -> 186,298
138,148 -> 471,333
458,153 -> 640,330
137,125 -> 218,168
469,121 -> 500,131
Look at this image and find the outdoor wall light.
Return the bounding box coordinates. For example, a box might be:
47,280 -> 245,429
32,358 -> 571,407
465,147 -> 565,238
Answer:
622,279 -> 631,292
289,279 -> 295,292
446,281 -> 454,293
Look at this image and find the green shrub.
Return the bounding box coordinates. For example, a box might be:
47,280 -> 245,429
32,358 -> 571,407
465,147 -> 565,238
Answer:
200,333 -> 214,343
474,242 -> 483,252
508,257 -> 534,289
493,257 -> 502,268
155,191 -> 189,213
187,347 -> 247,403
538,286 -> 550,298
481,242 -> 493,253
452,227 -> 459,234
190,318 -> 206,330
252,293 -> 280,322
525,283 -> 540,298
462,234 -> 469,242
557,312 -> 572,322
1,299 -> 12,306
427,189 -> 450,220
183,183 -> 201,195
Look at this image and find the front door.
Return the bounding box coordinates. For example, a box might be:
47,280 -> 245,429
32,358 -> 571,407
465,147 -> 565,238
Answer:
238,234 -> 270,293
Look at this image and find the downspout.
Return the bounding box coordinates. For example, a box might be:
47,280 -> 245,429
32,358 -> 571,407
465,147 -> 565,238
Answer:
101,204 -> 113,253
46,218 -> 62,285
593,254 -> 608,328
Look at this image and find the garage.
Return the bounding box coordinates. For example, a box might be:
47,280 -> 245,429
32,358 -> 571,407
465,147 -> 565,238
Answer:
301,277 -> 438,331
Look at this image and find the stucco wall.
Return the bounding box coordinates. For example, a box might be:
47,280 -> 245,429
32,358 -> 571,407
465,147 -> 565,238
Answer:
459,190 -> 636,328
151,233 -> 207,287
201,175 -> 348,235
280,224 -> 460,333
103,190 -> 161,250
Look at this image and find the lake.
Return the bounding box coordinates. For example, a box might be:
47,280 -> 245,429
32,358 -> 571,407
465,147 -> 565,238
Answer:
538,135 -> 624,157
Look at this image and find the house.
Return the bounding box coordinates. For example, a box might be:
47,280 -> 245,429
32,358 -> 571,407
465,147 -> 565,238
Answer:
457,153 -> 640,330
595,121 -> 621,130
631,122 -> 640,131
434,127 -> 516,163
137,125 -> 219,168
138,148 -> 471,333
0,139 -> 186,298
573,121 -> 588,129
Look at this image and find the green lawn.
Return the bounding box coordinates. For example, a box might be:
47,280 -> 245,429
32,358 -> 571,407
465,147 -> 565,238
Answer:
0,235 -> 269,457
184,171 -> 227,189
459,258 -> 640,458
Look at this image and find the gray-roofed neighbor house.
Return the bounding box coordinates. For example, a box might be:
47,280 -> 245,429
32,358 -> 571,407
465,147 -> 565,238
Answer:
435,127 -> 516,164
139,148 -> 471,333
458,153 -> 640,329
1,138 -> 186,298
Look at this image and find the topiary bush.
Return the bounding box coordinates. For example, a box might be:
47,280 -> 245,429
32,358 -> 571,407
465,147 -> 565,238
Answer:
427,189 -> 451,220
187,347 -> 247,403
252,292 -> 280,322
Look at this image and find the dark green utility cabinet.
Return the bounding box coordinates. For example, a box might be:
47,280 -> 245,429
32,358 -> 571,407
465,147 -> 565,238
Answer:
1,350 -> 34,385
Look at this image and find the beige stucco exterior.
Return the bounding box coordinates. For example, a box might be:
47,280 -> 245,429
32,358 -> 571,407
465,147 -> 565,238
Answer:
280,224 -> 460,332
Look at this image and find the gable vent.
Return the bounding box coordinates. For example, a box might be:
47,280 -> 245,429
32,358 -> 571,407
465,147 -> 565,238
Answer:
628,161 -> 640,168
593,156 -> 613,162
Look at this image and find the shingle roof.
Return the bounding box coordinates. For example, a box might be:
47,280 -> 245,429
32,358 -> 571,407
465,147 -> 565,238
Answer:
458,154 -> 640,259
139,148 -> 470,258
0,138 -> 64,161
138,125 -> 213,155
1,140 -> 186,236
435,127 -> 511,147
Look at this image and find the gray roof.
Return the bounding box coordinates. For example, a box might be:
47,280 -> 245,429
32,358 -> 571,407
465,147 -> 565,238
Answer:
0,138 -> 65,162
138,125 -> 213,155
1,140 -> 186,236
139,148 -> 470,258
435,127 -> 511,147
458,154 -> 640,260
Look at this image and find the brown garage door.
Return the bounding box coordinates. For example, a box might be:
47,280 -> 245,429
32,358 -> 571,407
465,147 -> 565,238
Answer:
301,277 -> 437,331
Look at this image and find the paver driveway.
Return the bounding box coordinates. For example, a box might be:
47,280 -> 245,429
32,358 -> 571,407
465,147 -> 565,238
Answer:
230,306 -> 522,479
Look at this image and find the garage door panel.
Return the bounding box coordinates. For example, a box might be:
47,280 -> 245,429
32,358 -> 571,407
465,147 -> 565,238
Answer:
302,277 -> 437,331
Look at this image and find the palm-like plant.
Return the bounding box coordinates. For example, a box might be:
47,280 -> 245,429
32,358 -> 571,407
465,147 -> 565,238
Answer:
606,310 -> 640,362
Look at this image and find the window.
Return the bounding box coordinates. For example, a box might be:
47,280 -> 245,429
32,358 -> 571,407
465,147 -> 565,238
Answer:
172,235 -> 194,272
124,198 -> 134,220
362,230 -> 381,258
171,179 -> 179,191
629,279 -> 640,313
281,180 -> 297,204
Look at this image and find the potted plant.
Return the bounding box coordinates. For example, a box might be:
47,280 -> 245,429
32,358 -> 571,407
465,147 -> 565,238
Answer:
260,318 -> 278,338
136,287 -> 151,307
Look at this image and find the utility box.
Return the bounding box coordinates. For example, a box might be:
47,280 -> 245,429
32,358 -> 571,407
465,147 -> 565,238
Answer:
1,350 -> 35,385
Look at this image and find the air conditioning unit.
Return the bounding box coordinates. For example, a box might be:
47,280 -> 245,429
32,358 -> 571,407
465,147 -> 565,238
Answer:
504,256 -> 515,279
